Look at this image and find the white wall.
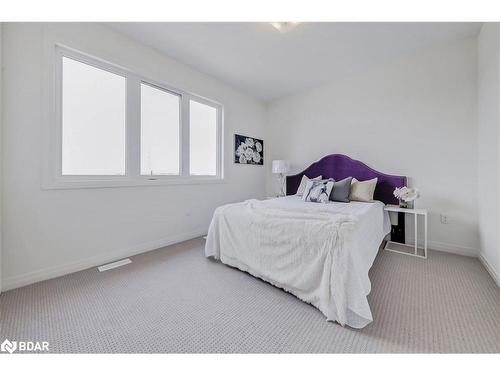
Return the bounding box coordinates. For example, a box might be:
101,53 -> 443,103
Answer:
1,23 -> 267,290
2,24 -> 495,291
267,38 -> 479,256
477,24 -> 500,284
0,22 -> 3,293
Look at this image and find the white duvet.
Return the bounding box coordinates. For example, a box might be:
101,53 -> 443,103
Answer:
205,196 -> 391,328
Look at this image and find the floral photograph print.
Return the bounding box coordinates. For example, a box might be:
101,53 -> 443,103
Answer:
234,134 -> 264,165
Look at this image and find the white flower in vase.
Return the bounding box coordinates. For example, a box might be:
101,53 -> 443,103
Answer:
393,186 -> 419,208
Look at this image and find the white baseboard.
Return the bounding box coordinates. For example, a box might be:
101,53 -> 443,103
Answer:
2,231 -> 488,291
1,229 -> 206,292
405,236 -> 478,257
479,253 -> 500,288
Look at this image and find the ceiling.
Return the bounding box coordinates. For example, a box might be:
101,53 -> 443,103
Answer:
106,22 -> 482,102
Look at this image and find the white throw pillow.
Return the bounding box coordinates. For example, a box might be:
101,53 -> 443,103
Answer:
349,177 -> 378,202
302,180 -> 334,203
295,175 -> 322,196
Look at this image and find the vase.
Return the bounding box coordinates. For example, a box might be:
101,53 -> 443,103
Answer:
399,199 -> 409,208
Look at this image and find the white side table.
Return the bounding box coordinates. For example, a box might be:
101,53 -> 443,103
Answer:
384,205 -> 428,259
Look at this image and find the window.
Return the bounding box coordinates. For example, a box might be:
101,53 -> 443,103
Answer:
141,83 -> 180,176
61,57 -> 126,175
49,46 -> 223,189
189,100 -> 218,176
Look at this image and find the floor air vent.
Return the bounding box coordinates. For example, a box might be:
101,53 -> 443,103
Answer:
97,258 -> 132,272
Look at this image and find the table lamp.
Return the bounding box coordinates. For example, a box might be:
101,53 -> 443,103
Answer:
272,160 -> 290,197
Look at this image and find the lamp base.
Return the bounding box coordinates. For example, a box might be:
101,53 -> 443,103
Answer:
277,174 -> 286,197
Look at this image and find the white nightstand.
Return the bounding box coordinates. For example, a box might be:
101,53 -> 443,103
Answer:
384,205 -> 428,259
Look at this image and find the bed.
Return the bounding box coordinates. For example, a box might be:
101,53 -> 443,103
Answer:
205,154 -> 406,328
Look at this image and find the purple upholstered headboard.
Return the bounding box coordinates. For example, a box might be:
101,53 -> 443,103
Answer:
286,154 -> 406,205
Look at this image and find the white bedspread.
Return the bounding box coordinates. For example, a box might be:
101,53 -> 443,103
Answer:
205,196 -> 391,328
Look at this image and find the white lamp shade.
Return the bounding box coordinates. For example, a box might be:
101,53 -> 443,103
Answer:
272,160 -> 290,174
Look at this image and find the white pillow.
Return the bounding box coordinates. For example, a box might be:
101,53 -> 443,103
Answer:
302,180 -> 334,203
295,175 -> 322,196
349,177 -> 378,202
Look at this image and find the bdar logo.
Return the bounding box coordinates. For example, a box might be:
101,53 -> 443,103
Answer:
1,339 -> 17,354
1,339 -> 49,353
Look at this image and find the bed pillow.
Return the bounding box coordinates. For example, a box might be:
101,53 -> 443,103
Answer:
302,180 -> 334,203
349,177 -> 378,202
329,177 -> 353,202
295,175 -> 322,196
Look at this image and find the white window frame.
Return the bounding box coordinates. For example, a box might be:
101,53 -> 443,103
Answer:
44,45 -> 224,189
139,81 -> 183,177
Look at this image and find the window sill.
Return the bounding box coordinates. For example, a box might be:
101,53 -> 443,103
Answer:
41,177 -> 226,190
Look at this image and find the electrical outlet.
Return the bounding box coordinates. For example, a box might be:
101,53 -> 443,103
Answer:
440,214 -> 449,224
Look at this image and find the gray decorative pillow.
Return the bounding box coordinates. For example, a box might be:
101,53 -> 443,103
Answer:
329,177 -> 353,202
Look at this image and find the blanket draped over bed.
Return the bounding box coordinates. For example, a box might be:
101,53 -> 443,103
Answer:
205,198 -> 378,328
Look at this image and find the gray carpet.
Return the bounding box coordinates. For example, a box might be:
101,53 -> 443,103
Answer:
1,238 -> 499,353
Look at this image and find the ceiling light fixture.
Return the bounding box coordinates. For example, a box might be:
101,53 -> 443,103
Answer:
270,22 -> 301,33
